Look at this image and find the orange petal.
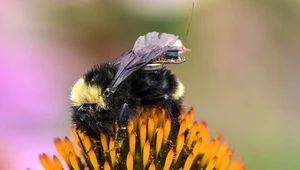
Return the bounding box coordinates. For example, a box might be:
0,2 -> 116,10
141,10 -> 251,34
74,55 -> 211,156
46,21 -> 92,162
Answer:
201,139 -> 216,166
71,126 -> 79,144
152,110 -> 159,130
198,121 -> 209,151
143,140 -> 150,169
149,162 -> 155,170
54,138 -> 69,164
177,119 -> 186,140
64,137 -> 76,155
70,128 -> 84,156
205,156 -> 217,170
128,120 -> 134,135
129,130 -> 136,155
183,153 -> 194,170
192,138 -> 202,156
69,152 -> 80,170
142,108 -> 150,120
229,158 -> 244,170
83,166 -> 90,170
215,141 -> 229,168
139,113 -> 145,129
127,152 -> 133,170
88,149 -> 99,170
219,150 -> 234,170
100,133 -> 108,153
156,109 -> 166,127
187,121 -> 199,147
83,136 -> 92,151
104,161 -> 111,170
71,126 -> 85,145
140,121 -> 146,150
174,133 -> 185,162
109,137 -> 116,168
213,134 -> 222,155
148,116 -> 155,141
163,149 -> 174,170
39,154 -> 56,170
137,107 -> 144,114
156,126 -> 163,157
163,118 -> 171,144
53,155 -> 63,170
185,107 -> 194,128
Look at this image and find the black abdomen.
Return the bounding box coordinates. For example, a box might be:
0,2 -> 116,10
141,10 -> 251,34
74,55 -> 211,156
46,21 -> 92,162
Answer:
131,68 -> 178,101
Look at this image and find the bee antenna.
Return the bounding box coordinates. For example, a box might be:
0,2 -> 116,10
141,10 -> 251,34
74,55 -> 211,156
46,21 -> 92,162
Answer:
183,2 -> 195,44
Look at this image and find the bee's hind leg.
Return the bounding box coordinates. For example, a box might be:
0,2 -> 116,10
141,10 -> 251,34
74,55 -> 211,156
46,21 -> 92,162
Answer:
164,100 -> 183,138
114,103 -> 137,149
139,94 -> 182,137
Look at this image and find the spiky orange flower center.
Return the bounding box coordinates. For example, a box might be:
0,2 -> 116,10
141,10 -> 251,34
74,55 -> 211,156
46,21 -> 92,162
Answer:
39,108 -> 244,170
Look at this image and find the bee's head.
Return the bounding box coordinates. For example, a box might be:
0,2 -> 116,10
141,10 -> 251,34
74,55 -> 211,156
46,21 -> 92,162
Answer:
70,63 -> 117,112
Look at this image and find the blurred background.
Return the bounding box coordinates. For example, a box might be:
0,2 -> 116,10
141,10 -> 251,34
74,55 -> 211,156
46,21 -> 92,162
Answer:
1,0 -> 300,169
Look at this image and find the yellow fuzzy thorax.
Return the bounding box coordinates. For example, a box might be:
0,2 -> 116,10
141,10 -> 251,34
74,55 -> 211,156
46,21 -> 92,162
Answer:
70,77 -> 106,109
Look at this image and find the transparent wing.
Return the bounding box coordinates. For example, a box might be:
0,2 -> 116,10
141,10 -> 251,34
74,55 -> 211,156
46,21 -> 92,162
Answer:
109,32 -> 179,91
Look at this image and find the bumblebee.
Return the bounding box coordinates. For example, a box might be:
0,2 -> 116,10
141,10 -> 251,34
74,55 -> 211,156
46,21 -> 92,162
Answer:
70,32 -> 190,146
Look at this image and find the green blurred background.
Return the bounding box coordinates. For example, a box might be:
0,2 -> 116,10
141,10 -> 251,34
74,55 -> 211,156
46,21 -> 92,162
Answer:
1,0 -> 300,169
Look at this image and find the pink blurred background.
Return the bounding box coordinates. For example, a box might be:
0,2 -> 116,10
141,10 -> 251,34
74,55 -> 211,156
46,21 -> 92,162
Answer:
1,0 -> 300,169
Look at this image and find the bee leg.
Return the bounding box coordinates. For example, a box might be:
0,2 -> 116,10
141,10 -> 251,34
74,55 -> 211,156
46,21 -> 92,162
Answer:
166,108 -> 179,135
75,127 -> 94,168
140,94 -> 181,136
115,103 -> 136,148
164,101 -> 182,137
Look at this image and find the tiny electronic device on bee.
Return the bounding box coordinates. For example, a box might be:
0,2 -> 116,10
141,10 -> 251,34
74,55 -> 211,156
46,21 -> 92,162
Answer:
70,32 -> 190,149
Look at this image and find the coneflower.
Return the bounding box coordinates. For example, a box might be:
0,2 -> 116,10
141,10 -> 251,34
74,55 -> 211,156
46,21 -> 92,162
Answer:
39,108 -> 244,170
